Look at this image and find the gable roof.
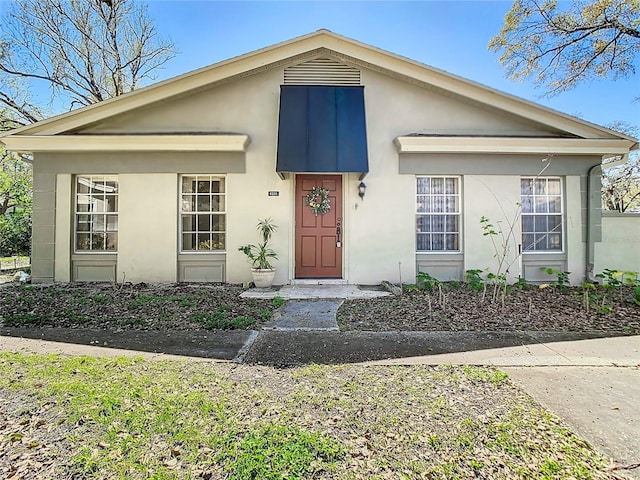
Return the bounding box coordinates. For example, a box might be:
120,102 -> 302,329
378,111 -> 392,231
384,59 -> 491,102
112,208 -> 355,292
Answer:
1,29 -> 637,149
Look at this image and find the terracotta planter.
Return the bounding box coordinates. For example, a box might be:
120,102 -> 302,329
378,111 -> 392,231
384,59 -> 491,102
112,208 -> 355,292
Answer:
251,268 -> 276,288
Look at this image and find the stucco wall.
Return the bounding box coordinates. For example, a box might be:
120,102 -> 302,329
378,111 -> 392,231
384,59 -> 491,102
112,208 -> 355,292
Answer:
117,174 -> 178,283
30,55 -> 595,285
595,214 -> 640,275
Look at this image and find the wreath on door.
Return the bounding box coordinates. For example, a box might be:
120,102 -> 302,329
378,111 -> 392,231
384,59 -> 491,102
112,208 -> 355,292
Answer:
306,186 -> 331,215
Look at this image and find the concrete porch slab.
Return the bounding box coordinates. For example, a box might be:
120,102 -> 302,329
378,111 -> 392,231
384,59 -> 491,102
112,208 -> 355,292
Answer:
240,284 -> 391,299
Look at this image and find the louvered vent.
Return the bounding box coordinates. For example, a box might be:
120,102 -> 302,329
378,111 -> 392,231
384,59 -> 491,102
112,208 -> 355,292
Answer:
284,57 -> 361,85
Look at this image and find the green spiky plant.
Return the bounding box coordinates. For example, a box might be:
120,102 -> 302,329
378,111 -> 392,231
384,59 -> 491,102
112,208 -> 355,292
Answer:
239,218 -> 278,270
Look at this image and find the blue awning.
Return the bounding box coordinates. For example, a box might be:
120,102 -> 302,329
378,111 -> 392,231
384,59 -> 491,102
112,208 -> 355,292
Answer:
276,86 -> 369,175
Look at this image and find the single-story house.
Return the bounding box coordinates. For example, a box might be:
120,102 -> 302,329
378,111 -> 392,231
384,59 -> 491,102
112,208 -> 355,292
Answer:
1,30 -> 637,285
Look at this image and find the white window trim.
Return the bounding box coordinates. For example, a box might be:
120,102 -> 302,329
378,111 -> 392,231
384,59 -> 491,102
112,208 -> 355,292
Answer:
73,175 -> 119,255
179,174 -> 227,254
415,175 -> 462,253
521,176 -> 565,254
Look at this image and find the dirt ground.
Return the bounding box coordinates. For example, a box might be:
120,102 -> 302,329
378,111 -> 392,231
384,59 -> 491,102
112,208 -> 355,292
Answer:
0,281 -> 638,335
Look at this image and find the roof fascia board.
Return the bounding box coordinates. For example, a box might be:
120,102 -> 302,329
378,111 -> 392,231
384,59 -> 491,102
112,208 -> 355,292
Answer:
3,29 -> 634,142
0,134 -> 250,153
394,136 -> 635,155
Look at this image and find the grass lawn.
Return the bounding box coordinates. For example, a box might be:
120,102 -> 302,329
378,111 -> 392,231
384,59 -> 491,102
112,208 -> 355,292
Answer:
0,256 -> 30,271
0,354 -> 619,479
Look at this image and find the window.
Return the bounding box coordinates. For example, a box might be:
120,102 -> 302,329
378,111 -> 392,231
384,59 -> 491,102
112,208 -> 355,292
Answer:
521,177 -> 563,252
75,176 -> 118,252
416,176 -> 460,251
180,175 -> 226,251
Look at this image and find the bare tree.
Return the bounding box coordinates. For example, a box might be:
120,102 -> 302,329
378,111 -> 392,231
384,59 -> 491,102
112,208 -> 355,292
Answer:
602,122 -> 640,212
0,0 -> 176,128
489,0 -> 639,95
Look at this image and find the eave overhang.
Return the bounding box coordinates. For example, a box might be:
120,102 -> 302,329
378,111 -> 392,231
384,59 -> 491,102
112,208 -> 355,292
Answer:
394,136 -> 636,156
0,134 -> 250,154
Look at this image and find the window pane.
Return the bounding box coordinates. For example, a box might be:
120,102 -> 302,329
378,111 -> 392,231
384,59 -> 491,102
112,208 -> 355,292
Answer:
180,176 -> 226,253
75,176 -> 118,252
106,215 -> 118,232
432,234 -> 444,250
431,216 -> 444,232
535,197 -> 548,213
105,195 -> 118,212
182,177 -> 195,193
417,196 -> 430,213
91,233 -> 106,250
521,177 -> 563,252
417,178 -> 430,194
182,233 -> 196,251
548,233 -> 562,250
92,179 -> 107,194
445,196 -> 458,213
523,233 -> 535,251
445,177 -> 457,194
93,215 -> 105,232
182,195 -> 194,212
521,179 -> 533,195
197,195 -> 210,211
76,215 -> 91,232
416,215 -> 430,233
212,195 -> 225,212
212,214 -> 226,232
182,214 -> 195,232
415,177 -> 460,252
211,180 -> 225,194
548,196 -> 561,213
446,234 -> 458,250
76,233 -> 91,251
547,179 -> 561,195
211,233 -> 225,250
105,180 -> 118,193
548,215 -> 562,232
197,233 -> 211,250
106,233 -> 118,251
77,178 -> 90,194
197,180 -> 211,193
445,215 -> 457,232
417,234 -> 429,251
197,214 -> 211,231
432,196 -> 444,213
431,178 -> 444,194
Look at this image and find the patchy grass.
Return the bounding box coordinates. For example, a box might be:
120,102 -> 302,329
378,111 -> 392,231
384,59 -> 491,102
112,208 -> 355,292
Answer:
0,354 -> 619,479
0,283 -> 279,331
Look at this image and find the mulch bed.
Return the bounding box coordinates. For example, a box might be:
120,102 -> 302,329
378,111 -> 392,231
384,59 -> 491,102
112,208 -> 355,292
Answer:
338,284 -> 640,333
0,283 -> 275,331
0,282 -> 639,334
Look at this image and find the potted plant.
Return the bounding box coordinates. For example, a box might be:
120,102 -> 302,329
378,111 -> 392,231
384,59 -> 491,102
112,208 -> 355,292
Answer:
238,218 -> 278,288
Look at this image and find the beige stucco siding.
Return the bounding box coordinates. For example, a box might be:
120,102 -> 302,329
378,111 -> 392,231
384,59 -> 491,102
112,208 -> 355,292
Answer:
565,175 -> 586,284
26,55 -> 603,285
462,176 -> 522,281
595,214 -> 640,274
117,174 -> 177,283
54,174 -> 72,282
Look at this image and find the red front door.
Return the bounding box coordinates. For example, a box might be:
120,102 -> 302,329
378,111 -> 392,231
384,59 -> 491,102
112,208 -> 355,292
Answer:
295,175 -> 343,278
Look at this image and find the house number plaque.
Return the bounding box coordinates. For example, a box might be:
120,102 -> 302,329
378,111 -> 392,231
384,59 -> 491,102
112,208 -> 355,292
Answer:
268,191 -> 279,196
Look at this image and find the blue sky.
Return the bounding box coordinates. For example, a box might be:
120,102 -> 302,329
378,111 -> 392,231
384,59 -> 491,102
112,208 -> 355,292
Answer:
1,0 -> 638,132
142,0 -> 639,133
